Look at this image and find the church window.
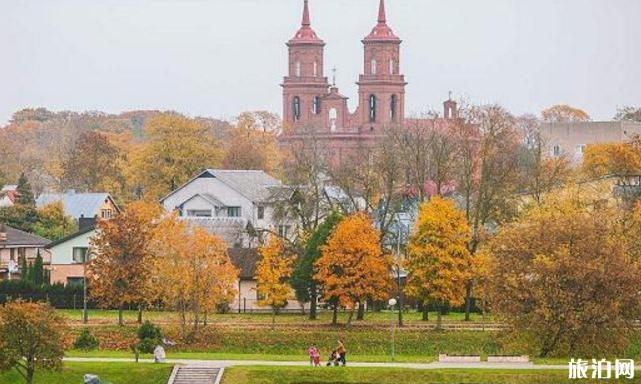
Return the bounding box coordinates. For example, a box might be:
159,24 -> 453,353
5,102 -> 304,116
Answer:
390,95 -> 397,121
329,108 -> 338,131
293,96 -> 301,121
295,61 -> 301,77
312,96 -> 321,115
390,59 -> 395,74
313,61 -> 318,77
369,94 -> 377,122
371,59 -> 377,75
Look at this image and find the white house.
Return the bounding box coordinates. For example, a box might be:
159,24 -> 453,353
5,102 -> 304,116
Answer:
46,225 -> 96,286
160,169 -> 292,246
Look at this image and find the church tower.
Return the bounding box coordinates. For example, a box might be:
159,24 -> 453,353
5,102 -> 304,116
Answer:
357,0 -> 406,132
282,0 -> 329,132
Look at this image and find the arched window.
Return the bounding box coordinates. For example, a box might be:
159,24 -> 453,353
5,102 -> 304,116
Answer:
329,108 -> 338,131
390,95 -> 397,121
369,94 -> 377,123
295,61 -> 301,77
313,61 -> 318,77
293,96 -> 301,121
389,59 -> 395,74
371,59 -> 377,75
312,96 -> 321,115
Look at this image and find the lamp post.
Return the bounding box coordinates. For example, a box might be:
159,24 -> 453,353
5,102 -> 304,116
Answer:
388,297 -> 397,361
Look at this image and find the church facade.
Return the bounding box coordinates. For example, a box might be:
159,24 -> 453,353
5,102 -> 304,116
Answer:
278,0 -> 457,155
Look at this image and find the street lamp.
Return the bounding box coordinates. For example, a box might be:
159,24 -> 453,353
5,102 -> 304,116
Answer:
388,297 -> 397,361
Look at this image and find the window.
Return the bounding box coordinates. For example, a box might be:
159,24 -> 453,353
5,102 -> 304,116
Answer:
72,247 -> 88,264
553,145 -> 561,157
313,61 -> 318,77
257,206 -> 265,220
187,209 -> 212,217
389,59 -> 395,74
293,96 -> 301,121
390,95 -> 398,121
368,94 -> 377,122
67,277 -> 84,287
227,207 -> 241,217
576,144 -> 586,155
101,209 -> 113,219
295,61 -> 301,77
17,248 -> 25,263
312,96 -> 321,115
329,108 -> 338,131
371,58 -> 377,75
278,225 -> 291,238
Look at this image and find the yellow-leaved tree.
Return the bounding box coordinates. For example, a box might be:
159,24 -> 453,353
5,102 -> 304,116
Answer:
255,236 -> 295,322
406,196 -> 473,329
88,200 -> 163,326
153,217 -> 238,338
315,212 -> 391,325
582,139 -> 641,180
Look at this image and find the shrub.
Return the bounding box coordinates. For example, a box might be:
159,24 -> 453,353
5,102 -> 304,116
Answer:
137,321 -> 162,341
137,337 -> 158,354
73,328 -> 99,351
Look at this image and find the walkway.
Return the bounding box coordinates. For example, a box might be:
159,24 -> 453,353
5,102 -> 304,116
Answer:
64,356 -> 567,370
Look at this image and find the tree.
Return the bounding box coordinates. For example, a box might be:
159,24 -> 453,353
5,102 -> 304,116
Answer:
61,131 -> 124,194
256,236 -> 295,321
483,188 -> 641,357
88,201 -> 163,325
406,197 -> 473,328
582,139 -> 641,180
291,211 -> 342,320
129,113 -> 224,199
315,212 -> 391,325
15,173 -> 35,206
614,106 -> 641,122
154,218 -> 238,338
0,205 -> 39,233
0,301 -> 67,384
222,111 -> 281,174
541,104 -> 590,122
32,202 -> 77,241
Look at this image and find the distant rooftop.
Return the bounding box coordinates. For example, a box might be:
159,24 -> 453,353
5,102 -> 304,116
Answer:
36,191 -> 115,219
0,224 -> 50,247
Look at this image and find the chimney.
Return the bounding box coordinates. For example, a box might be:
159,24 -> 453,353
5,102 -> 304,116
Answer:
0,223 -> 7,242
79,217 -> 96,231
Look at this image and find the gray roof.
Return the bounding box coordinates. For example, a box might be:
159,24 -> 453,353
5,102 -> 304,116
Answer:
36,192 -> 115,219
0,225 -> 50,247
161,169 -> 282,204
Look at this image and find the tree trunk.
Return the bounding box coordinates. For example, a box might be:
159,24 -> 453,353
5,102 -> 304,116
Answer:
464,281 -> 472,321
118,306 -> 123,326
436,305 -> 443,331
203,312 -> 208,326
346,308 -> 354,326
309,296 -> 317,320
356,301 -> 365,321
422,304 -> 429,321
332,304 -> 338,325
137,305 -> 143,324
26,366 -> 34,384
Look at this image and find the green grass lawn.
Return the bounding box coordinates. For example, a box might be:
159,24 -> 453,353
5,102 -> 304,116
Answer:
0,362 -> 172,384
58,308 -> 493,326
221,366 -> 600,384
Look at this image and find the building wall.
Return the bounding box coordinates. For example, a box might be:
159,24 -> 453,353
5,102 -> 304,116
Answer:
49,264 -> 85,285
0,247 -> 50,280
229,279 -> 308,313
49,230 -> 95,265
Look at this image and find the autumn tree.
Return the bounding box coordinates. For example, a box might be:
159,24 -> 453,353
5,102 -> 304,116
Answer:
315,212 -> 391,325
62,131 -> 124,195
88,201 -> 163,325
614,106 -> 641,122
582,138 -> 641,180
256,236 -> 296,321
483,188 -> 641,357
32,202 -> 77,241
0,301 -> 67,384
222,111 -> 281,174
154,218 -> 238,337
541,104 -> 590,122
129,113 -> 224,199
291,211 -> 342,320
406,197 -> 472,328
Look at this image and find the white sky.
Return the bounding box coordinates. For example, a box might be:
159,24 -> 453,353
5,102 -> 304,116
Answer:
1,0 -> 640,125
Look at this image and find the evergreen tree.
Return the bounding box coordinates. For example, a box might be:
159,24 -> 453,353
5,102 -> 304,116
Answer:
16,173 -> 35,206
291,211 -> 342,320
20,256 -> 29,283
32,251 -> 45,287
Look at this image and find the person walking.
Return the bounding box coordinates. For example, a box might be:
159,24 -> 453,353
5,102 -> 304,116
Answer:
307,344 -> 319,366
336,339 -> 347,366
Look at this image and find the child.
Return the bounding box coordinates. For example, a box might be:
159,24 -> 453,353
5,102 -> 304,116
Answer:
312,348 -> 321,367
307,344 -> 319,366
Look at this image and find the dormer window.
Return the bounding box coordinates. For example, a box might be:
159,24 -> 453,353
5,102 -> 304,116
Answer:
295,61 -> 301,77
371,59 -> 377,75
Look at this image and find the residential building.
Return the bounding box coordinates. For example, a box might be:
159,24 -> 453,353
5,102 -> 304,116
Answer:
46,224 -> 96,286
0,224 -> 50,280
541,121 -> 641,162
0,185 -> 18,208
160,169 -> 289,246
36,191 -> 120,221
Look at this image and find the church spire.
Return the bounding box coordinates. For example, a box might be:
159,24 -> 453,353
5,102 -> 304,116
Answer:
302,0 -> 311,27
378,0 -> 386,24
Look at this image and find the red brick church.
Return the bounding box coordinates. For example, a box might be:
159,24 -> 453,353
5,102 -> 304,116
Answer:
279,0 -> 458,157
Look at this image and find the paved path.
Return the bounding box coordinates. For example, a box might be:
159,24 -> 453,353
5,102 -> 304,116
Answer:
64,357 -> 567,370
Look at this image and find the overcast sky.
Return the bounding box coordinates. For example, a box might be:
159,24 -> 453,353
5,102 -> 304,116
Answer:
1,0 -> 640,125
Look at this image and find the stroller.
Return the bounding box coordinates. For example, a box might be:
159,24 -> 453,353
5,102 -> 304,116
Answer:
326,350 -> 341,367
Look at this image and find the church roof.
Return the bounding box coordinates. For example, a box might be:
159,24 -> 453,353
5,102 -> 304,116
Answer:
289,0 -> 324,45
364,0 -> 400,42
